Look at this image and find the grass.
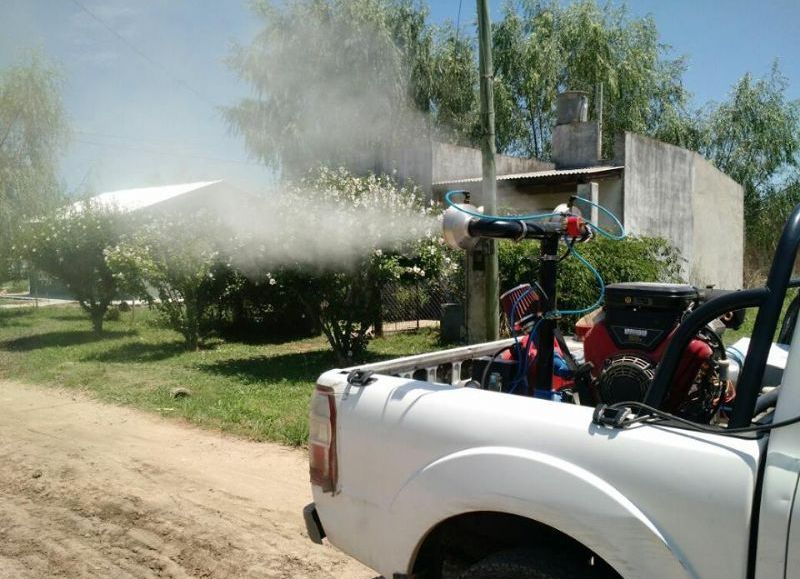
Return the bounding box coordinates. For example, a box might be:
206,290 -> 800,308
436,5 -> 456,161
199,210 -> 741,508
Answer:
3,291 -> 793,447
0,305 -> 439,446
723,288 -> 798,345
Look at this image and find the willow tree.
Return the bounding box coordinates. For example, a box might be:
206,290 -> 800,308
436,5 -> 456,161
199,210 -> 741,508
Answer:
700,66 -> 800,226
224,0 -> 478,176
492,0 -> 696,159
0,52 -> 69,279
697,66 -> 800,274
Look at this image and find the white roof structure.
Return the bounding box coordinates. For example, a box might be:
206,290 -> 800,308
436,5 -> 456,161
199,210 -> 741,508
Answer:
74,180 -> 222,214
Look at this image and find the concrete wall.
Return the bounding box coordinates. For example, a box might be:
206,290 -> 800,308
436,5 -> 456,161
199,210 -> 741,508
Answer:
490,177 -> 623,226
551,122 -> 601,169
350,140 -> 434,191
623,132 -> 744,289
432,142 -> 553,184
352,141 -> 552,195
691,154 -> 744,288
623,133 -> 695,281
499,187 -> 573,213
598,178 -> 624,232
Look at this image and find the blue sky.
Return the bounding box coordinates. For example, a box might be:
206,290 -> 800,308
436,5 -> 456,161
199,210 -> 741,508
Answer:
1,0 -> 798,193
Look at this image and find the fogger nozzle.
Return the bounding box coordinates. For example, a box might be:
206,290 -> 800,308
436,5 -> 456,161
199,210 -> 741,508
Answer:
442,202 -> 482,250
442,202 -> 591,250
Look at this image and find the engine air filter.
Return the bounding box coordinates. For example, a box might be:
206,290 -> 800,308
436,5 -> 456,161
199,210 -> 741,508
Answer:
500,284 -> 540,331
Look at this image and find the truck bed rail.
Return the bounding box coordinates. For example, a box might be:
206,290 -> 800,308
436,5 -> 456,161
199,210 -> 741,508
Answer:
346,338 -> 516,385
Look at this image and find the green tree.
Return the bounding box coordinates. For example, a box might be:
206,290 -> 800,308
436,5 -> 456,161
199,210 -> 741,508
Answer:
499,235 -> 683,329
225,0 -> 478,174
700,65 -> 800,227
226,0 -> 411,176
492,0 -> 695,158
0,52 -> 69,278
429,26 -> 480,144
18,202 -> 120,333
106,215 -> 223,350
743,173 -> 800,278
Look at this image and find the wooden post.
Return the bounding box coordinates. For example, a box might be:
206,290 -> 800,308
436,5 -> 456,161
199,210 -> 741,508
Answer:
473,0 -> 499,342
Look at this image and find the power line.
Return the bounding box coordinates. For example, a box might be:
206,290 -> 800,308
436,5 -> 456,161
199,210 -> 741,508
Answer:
74,130 -> 221,150
74,138 -> 263,167
67,0 -> 216,107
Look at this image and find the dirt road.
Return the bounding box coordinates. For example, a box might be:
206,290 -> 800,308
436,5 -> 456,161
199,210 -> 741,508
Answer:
0,381 -> 376,579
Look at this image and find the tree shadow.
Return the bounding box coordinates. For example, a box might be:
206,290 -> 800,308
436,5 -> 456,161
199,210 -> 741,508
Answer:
0,308 -> 35,321
0,330 -> 132,352
0,312 -> 33,327
215,324 -> 318,346
47,312 -> 90,321
82,340 -> 187,363
201,349 -> 340,383
200,347 -> 392,384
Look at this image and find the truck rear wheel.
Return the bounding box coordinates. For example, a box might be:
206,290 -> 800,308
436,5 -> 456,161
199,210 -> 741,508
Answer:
458,548 -> 582,579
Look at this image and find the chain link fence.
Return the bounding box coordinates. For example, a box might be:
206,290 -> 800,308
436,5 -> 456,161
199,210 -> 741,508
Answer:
380,279 -> 464,334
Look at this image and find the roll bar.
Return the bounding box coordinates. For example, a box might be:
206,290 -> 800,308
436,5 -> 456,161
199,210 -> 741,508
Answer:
645,203 -> 800,428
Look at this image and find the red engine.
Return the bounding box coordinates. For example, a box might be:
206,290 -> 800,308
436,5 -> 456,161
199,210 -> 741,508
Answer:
583,283 -> 725,419
494,282 -> 730,420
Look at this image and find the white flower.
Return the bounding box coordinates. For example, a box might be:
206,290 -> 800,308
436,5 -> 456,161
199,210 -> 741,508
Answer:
269,278 -> 277,286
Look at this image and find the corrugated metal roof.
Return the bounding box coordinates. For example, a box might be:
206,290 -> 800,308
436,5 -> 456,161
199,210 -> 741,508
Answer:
433,165 -> 624,186
75,180 -> 222,213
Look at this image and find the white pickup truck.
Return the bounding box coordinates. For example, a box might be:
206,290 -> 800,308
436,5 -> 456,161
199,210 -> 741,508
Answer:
304,204 -> 800,579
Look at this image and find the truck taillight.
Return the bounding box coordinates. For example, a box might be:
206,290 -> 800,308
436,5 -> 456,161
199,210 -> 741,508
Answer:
309,384 -> 337,493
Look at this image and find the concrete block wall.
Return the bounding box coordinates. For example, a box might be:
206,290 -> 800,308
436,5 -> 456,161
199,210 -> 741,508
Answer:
690,154 -> 744,289
432,142 -> 553,184
551,122 -> 601,169
623,133 -> 743,289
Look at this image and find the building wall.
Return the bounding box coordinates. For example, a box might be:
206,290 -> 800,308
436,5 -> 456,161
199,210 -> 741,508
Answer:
623,133 -> 695,283
598,178 -> 623,232
691,154 -> 744,288
135,182 -> 256,221
432,142 -> 554,185
551,122 -> 601,169
497,183 -> 574,213
623,132 -> 743,289
350,140 -> 434,192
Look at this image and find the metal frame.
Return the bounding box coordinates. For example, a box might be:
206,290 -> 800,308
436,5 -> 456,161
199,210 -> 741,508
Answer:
346,338 -> 517,385
646,203 -> 800,427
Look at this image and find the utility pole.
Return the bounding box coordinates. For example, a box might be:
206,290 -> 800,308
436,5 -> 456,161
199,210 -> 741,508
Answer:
467,0 -> 499,342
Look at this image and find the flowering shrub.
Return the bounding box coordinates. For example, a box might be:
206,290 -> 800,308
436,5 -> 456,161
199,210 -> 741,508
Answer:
211,268 -> 319,341
17,201 -> 121,333
260,168 -> 457,362
106,213 -> 223,350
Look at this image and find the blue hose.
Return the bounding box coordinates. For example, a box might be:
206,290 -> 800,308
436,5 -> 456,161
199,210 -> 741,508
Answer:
444,189 -> 626,239
551,246 -> 606,317
570,196 -> 626,240
444,189 -> 621,319
444,190 -> 559,221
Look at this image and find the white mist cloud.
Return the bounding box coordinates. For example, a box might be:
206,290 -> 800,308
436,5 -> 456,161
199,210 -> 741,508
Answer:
206,178 -> 441,274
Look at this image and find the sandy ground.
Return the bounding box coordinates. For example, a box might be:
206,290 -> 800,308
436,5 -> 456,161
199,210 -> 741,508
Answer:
0,381 -> 377,579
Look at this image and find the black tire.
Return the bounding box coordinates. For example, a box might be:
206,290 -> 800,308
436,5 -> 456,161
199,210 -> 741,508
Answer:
458,548 -> 583,579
